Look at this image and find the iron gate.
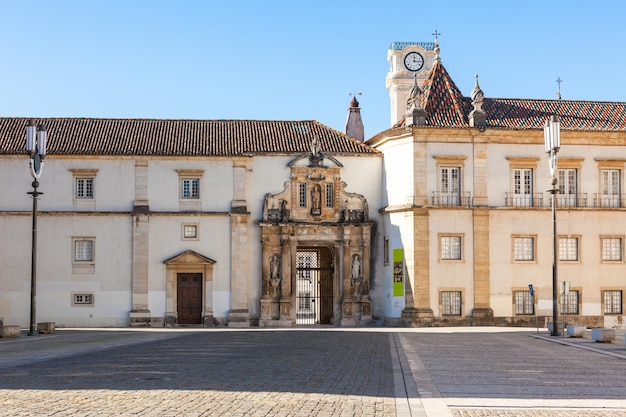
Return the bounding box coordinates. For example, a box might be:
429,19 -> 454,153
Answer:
296,248 -> 333,325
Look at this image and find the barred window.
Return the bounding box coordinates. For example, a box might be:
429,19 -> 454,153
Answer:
298,183 -> 307,208
441,236 -> 461,260
515,290 -> 534,315
603,290 -> 623,314
181,178 -> 200,199
442,291 -> 462,316
325,183 -> 333,208
559,237 -> 578,261
74,239 -> 94,262
514,237 -> 535,261
74,294 -> 93,305
75,178 -> 94,199
560,290 -> 579,314
602,238 -> 622,261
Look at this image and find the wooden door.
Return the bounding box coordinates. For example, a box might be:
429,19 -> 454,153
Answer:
177,273 -> 202,324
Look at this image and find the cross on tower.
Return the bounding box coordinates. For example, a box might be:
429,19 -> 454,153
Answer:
556,77 -> 563,100
432,29 -> 441,42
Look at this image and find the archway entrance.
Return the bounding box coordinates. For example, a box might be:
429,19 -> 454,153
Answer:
295,247 -> 334,325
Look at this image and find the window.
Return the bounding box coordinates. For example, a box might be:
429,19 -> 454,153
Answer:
74,239 -> 94,262
560,290 -> 579,315
602,237 -> 623,261
441,291 -> 462,316
440,167 -> 461,205
75,177 -> 94,199
325,183 -> 333,208
559,237 -> 579,261
513,236 -> 535,262
298,183 -> 307,207
514,290 -> 534,315
558,168 -> 578,207
513,168 -> 533,206
440,235 -> 462,260
603,290 -> 622,314
600,169 -> 621,207
73,293 -> 94,305
181,178 -> 200,199
182,224 -> 198,240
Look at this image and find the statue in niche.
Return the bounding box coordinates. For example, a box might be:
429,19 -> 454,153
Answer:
311,184 -> 321,215
270,254 -> 281,298
351,254 -> 362,298
351,254 -> 361,279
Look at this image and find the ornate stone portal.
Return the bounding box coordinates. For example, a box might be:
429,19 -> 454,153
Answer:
259,142 -> 373,326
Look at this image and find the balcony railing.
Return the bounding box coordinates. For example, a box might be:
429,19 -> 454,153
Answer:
593,194 -> 625,208
431,191 -> 472,207
549,193 -> 588,208
505,193 -> 544,208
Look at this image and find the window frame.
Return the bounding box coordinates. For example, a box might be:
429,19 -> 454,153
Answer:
298,183 -> 307,208
73,237 -> 95,264
560,289 -> 580,315
180,177 -> 200,200
75,177 -> 95,199
182,224 -> 199,240
558,236 -> 580,262
439,234 -> 463,261
441,290 -> 462,316
512,235 -> 536,263
601,236 -> 624,262
72,292 -> 95,307
602,289 -> 623,314
325,183 -> 334,208
514,289 -> 535,315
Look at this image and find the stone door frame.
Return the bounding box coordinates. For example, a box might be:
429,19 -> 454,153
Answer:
164,250 -> 215,326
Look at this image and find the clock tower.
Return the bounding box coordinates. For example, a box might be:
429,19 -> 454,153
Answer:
386,40 -> 437,126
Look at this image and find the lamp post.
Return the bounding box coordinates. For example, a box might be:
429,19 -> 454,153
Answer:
26,120 -> 47,336
544,115 -> 560,336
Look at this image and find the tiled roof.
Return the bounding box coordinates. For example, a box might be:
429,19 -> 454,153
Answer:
0,118 -> 378,156
394,61 -> 626,132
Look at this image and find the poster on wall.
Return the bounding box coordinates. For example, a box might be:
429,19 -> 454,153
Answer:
393,248 -> 404,296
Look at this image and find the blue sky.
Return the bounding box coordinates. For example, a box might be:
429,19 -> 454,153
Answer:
2,1 -> 626,139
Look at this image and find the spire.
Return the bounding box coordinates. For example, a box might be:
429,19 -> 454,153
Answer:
345,93 -> 364,141
469,74 -> 487,128
405,73 -> 427,127
407,73 -> 423,110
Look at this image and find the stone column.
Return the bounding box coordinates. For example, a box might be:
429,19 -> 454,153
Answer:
471,208 -> 493,323
228,212 -> 250,327
401,208 -> 434,326
130,213 -> 151,326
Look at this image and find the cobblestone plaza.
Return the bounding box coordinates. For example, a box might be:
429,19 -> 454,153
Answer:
0,327 -> 625,416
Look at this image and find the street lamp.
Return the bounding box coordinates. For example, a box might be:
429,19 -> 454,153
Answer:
544,115 -> 560,336
26,120 -> 47,336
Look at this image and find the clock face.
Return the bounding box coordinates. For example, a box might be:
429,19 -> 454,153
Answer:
404,52 -> 424,71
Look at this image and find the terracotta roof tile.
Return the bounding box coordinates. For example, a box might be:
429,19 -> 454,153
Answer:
394,61 -> 626,132
0,119 -> 378,156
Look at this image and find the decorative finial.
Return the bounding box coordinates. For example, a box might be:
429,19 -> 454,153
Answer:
471,74 -> 484,112
433,30 -> 441,64
406,73 -> 422,110
556,77 -> 562,100
349,92 -> 362,107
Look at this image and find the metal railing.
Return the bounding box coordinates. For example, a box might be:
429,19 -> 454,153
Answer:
505,193 -> 544,208
549,193 -> 588,208
593,194 -> 625,208
431,191 -> 472,207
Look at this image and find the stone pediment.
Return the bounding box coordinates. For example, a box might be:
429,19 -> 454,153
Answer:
163,250 -> 216,265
